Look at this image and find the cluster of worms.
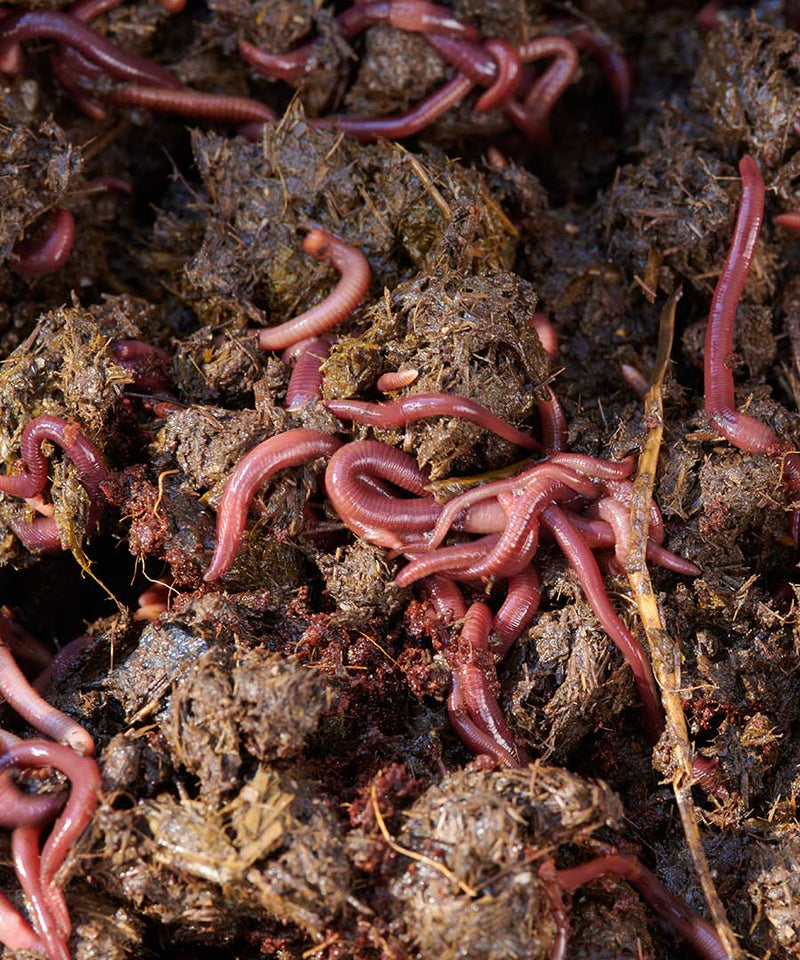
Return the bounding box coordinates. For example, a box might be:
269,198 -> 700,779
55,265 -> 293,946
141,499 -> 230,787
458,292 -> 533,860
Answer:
1,1 -> 799,958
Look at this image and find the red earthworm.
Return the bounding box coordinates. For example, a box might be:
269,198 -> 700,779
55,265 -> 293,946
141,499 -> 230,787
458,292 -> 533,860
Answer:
0,887 -> 44,953
282,338 -> 331,411
593,478 -> 664,544
564,512 -> 700,576
447,670 -> 519,766
462,466 -> 602,579
240,1 -> 478,81
204,429 -> 342,582
0,613 -> 52,673
542,504 -> 663,740
529,312 -> 559,361
34,634 -> 93,697
455,497 -> 507,535
325,441 -> 442,545
423,34 -> 496,87
396,534 -> 500,586
426,459 -> 596,552
110,339 -> 172,393
455,602 -> 530,765
258,229 -> 370,351
474,39 -> 522,113
0,620 -> 94,755
703,156 -> 776,453
492,565 -> 541,656
0,415 -> 108,505
326,393 -> 540,451
376,367 -> 419,392
423,575 -> 466,622
9,517 -> 63,555
552,854 -> 726,960
111,84 -> 276,125
621,362 -> 649,399
544,19 -> 633,115
505,37 -> 580,142
547,452 -> 634,481
774,212 -> 800,230
313,73 -> 475,141
538,388 -> 568,453
9,209 -> 75,277
695,0 -> 725,31
0,11 -> 181,88
0,742 -> 101,929
12,824 -> 69,960
0,769 -> 65,830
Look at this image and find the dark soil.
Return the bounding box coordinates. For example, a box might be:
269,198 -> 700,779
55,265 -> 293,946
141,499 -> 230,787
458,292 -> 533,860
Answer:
1,1 -> 800,959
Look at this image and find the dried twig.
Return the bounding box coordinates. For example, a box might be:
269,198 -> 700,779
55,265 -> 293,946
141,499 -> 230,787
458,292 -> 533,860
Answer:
624,288 -> 741,960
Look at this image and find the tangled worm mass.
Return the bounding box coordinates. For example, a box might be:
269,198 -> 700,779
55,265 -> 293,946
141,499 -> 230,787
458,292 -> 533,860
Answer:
1,1 -> 799,959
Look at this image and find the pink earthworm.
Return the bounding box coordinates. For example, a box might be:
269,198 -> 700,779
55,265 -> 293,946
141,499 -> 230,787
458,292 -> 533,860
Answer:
325,441 -> 442,545
529,312 -> 559,361
552,854 -> 726,960
773,212 -> 800,231
240,1 -> 478,80
423,575 -> 466,622
538,388 -> 568,453
0,769 -> 65,830
454,602 -> 530,766
426,458 -> 596,552
704,156 -> 775,453
492,565 -> 541,657
447,670 -> 520,767
587,477 -> 664,545
111,85 -> 276,126
34,634 -> 93,696
258,230 -> 370,351
326,393 -> 540,451
9,209 -> 75,277
12,824 -> 69,960
9,517 -> 63,555
0,887 -> 44,953
474,39 -> 522,113
314,73 -> 475,141
376,367 -> 419,392
564,511 -> 700,576
621,362 -> 649,399
547,452 -> 634,481
0,742 -> 101,931
544,19 -> 633,115
461,466 -> 603,579
0,619 -> 94,754
204,429 -> 342,582
109,339 -> 172,393
0,415 -> 108,501
542,504 -> 663,740
0,10 -> 180,88
504,37 -> 580,142
282,338 -> 331,410
396,534 -> 500,586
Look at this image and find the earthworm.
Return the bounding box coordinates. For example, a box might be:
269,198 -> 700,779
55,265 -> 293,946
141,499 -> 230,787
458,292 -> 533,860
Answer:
396,534 -> 500,586
547,452 -> 634,481
326,393 -> 540,451
12,824 -> 69,960
447,671 -> 520,767
553,854 -> 726,960
110,339 -> 172,393
0,769 -> 65,830
542,504 -> 663,740
0,885 -> 43,953
492,565 -> 541,656
376,367 -> 419,392
0,415 -> 108,500
505,37 -> 580,142
773,211 -> 800,230
258,230 -> 371,351
621,362 -> 649,398
9,517 -> 63,555
314,73 -> 475,141
283,338 -> 331,410
545,19 -> 633,115
538,388 -> 568,453
9,209 -> 75,277
423,575 -> 466,622
0,742 -> 101,928
111,85 -> 276,125
325,441 -> 442,545
454,602 -> 530,765
703,156 -> 775,452
0,10 -> 180,88
204,429 -> 342,582
475,39 -> 522,113
34,634 -> 93,696
0,620 -> 94,755
529,312 -> 559,361
240,0 -> 478,80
